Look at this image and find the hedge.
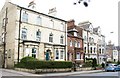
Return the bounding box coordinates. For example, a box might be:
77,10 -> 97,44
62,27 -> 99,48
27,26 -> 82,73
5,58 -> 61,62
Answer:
15,57 -> 72,69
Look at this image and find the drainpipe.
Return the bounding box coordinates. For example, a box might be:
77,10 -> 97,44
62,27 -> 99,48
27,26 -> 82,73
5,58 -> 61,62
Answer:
18,8 -> 22,64
65,22 -> 67,61
3,7 -> 8,68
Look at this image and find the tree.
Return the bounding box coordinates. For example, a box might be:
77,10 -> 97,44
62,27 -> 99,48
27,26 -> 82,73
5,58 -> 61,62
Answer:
92,58 -> 97,68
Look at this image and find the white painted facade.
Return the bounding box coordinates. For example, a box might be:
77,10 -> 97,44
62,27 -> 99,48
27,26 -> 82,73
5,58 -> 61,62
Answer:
79,21 -> 105,64
113,49 -> 118,62
0,2 -> 67,68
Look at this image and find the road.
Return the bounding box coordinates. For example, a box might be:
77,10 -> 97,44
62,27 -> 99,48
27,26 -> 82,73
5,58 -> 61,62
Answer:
1,69 -> 120,78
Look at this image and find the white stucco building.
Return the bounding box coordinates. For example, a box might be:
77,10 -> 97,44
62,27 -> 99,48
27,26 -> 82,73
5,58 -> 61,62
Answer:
0,2 -> 67,68
78,21 -> 106,64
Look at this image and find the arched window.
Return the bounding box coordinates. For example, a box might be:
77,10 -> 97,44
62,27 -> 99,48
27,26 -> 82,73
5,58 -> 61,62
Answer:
70,40 -> 72,47
21,28 -> 27,40
89,37 -> 91,42
76,52 -> 80,60
55,49 -> 59,59
99,49 -> 101,54
60,50 -> 64,59
49,33 -> 53,42
60,35 -> 64,44
75,41 -> 77,47
84,47 -> 86,53
36,29 -> 41,41
90,47 -> 92,53
78,42 -> 80,48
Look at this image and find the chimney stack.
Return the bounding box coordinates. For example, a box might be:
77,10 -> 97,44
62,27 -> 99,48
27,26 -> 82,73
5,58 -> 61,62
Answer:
67,19 -> 75,29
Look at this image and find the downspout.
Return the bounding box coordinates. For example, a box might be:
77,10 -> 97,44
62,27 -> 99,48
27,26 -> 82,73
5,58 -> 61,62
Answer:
65,22 -> 67,61
3,7 -> 8,68
18,8 -> 22,64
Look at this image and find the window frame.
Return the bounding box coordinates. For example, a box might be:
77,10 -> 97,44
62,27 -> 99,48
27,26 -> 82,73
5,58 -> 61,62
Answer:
36,29 -> 41,41
21,28 -> 27,40
22,11 -> 28,22
32,48 -> 37,58
60,50 -> 64,59
36,16 -> 42,25
70,40 -> 72,47
76,52 -> 80,60
60,35 -> 64,44
55,49 -> 59,59
49,33 -> 53,42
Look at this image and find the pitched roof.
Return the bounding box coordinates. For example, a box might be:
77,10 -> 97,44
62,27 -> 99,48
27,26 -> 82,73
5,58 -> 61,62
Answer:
8,2 -> 67,22
78,21 -> 91,30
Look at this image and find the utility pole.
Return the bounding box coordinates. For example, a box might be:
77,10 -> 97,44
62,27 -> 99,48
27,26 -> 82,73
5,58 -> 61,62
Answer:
3,8 -> 8,68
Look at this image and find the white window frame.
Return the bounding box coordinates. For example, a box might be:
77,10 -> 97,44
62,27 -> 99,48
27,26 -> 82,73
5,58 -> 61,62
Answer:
75,41 -> 77,47
60,23 -> 64,31
32,48 -> 37,58
55,49 -> 59,59
36,29 -> 41,41
74,32 -> 77,36
36,16 -> 41,25
76,52 -> 80,60
60,35 -> 64,44
49,33 -> 53,42
49,20 -> 54,28
70,40 -> 72,47
60,50 -> 64,59
22,11 -> 28,22
21,28 -> 27,40
78,42 -> 80,48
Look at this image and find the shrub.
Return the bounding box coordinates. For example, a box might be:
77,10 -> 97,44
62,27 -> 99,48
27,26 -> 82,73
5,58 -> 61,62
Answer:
20,56 -> 38,63
15,57 -> 72,69
92,58 -> 97,68
83,60 -> 92,67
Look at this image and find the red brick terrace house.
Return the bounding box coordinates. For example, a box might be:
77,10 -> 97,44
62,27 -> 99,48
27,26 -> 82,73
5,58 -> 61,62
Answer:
67,19 -> 84,65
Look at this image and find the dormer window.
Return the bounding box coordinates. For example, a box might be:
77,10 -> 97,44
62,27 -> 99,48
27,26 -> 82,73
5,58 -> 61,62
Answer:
74,32 -> 77,36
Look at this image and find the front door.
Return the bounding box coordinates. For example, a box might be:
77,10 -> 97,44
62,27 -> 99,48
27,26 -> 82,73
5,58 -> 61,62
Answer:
46,50 -> 50,61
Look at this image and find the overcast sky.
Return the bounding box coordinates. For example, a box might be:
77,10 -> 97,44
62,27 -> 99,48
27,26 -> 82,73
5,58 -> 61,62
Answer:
0,0 -> 119,45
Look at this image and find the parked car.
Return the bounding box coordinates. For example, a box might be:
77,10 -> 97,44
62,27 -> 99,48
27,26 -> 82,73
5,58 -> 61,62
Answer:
105,63 -> 120,72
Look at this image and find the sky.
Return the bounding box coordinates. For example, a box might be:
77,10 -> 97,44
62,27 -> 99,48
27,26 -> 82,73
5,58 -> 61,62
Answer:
0,0 -> 119,45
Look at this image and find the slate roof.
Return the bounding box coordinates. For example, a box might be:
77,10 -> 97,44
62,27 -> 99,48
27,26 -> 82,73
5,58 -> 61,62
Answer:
8,2 -> 67,22
78,21 -> 91,29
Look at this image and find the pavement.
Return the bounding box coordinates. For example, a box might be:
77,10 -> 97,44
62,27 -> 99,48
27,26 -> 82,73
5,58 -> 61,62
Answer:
1,68 -> 104,76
